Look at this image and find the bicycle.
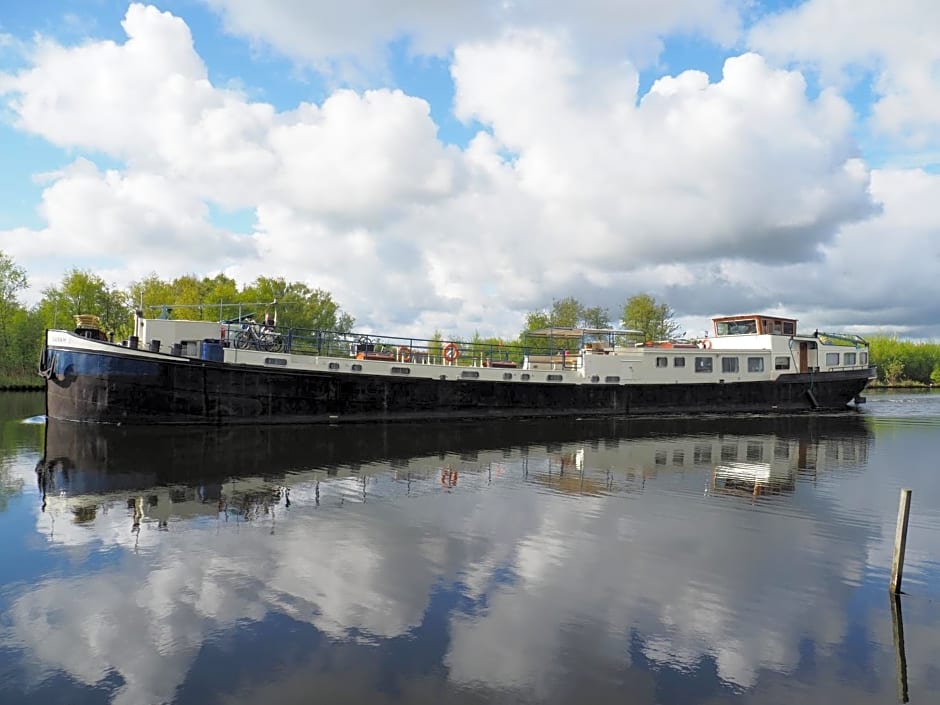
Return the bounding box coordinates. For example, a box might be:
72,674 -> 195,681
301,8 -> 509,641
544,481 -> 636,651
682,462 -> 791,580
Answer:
234,321 -> 284,352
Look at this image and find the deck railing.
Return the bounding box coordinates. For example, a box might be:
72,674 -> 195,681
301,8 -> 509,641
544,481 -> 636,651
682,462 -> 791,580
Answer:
219,323 -> 594,370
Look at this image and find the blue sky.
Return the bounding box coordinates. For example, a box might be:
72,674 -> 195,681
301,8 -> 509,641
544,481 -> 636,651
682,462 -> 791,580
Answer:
1,1 -> 939,337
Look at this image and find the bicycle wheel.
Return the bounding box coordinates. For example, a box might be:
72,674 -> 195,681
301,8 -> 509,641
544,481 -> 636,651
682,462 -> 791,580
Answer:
262,335 -> 283,353
234,332 -> 251,349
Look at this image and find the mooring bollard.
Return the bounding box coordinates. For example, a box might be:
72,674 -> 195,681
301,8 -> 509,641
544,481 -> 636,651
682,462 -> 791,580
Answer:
890,489 -> 912,594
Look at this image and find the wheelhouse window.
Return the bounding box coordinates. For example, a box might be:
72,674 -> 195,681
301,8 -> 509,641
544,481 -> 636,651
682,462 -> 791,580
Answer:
844,352 -> 857,365
674,357 -> 686,367
774,356 -> 790,370
860,352 -> 869,365
826,352 -> 840,366
695,357 -> 713,373
747,357 -> 764,372
656,356 -> 668,368
782,321 -> 795,335
716,319 -> 757,336
721,357 -> 739,373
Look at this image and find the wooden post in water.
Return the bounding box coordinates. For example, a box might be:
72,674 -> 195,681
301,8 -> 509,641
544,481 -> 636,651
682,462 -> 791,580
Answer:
890,489 -> 912,594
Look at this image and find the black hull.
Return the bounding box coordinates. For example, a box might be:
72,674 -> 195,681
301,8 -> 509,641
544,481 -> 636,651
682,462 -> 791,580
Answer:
44,346 -> 874,425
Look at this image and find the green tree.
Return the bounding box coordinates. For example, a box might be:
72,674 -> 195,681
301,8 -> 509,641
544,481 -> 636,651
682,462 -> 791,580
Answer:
37,269 -> 130,337
524,297 -> 587,330
549,297 -> 583,328
240,277 -> 355,332
0,252 -> 28,365
620,294 -> 682,342
128,273 -> 176,316
582,305 -> 610,329
883,358 -> 904,385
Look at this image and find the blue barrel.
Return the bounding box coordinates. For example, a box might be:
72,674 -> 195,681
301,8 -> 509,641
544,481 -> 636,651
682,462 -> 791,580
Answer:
200,339 -> 224,362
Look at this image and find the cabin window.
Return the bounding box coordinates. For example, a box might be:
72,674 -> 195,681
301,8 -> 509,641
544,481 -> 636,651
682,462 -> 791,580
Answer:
655,450 -> 667,465
672,450 -> 684,466
521,373 -> 530,380
844,352 -> 857,365
503,373 -> 513,380
547,374 -> 563,381
782,321 -> 795,335
826,352 -> 840,366
461,370 -> 479,379
860,352 -> 868,365
673,357 -> 686,368
774,356 -> 790,370
747,357 -> 764,372
605,376 -> 620,383
721,357 -> 739,373
264,358 -> 287,366
721,444 -> 737,461
351,364 -> 362,371
590,375 -> 600,382
391,367 -> 411,375
328,362 -> 340,370
747,442 -> 764,461
695,357 -> 713,373
693,445 -> 712,464
656,356 -> 668,368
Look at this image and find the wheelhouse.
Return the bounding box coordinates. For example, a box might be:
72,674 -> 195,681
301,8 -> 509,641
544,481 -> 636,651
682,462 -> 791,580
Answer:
714,315 -> 797,337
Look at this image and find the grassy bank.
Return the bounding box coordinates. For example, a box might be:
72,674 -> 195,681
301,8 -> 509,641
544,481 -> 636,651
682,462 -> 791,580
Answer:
868,336 -> 940,386
0,374 -> 43,391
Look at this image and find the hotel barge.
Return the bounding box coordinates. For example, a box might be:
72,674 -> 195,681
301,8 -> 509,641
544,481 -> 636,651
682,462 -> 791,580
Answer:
40,312 -> 876,425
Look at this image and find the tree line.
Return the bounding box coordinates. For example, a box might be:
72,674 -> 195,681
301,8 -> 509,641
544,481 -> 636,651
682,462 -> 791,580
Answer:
868,336 -> 940,386
8,248 -> 936,388
0,246 -> 688,385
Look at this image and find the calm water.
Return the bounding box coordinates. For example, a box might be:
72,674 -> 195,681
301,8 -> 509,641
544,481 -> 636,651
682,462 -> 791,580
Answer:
1,390 -> 939,705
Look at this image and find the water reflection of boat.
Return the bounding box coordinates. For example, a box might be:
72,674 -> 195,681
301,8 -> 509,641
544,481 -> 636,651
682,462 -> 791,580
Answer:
706,428 -> 869,498
37,414 -> 873,524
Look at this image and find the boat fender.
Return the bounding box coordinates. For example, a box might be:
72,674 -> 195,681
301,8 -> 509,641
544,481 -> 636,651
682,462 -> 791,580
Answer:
702,339 -> 712,349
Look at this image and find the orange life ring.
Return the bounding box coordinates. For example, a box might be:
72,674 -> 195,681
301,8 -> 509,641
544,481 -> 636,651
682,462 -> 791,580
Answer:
703,339 -> 712,349
398,346 -> 412,363
441,467 -> 458,487
442,342 -> 460,363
